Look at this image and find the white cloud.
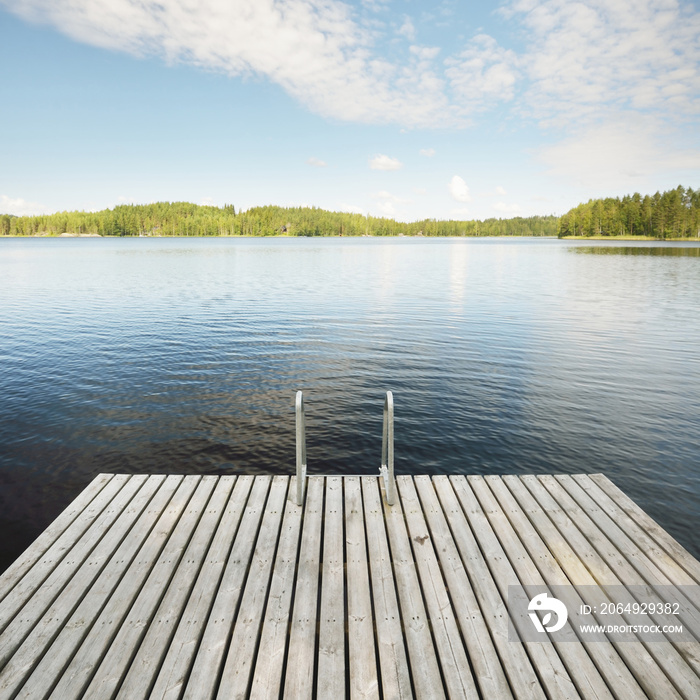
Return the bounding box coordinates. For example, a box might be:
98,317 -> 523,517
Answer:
446,34 -> 519,108
338,202 -> 364,214
493,202 -> 522,214
371,189 -> 409,216
409,45 -> 440,61
3,0 -> 699,191
362,0 -> 390,12
503,0 -> 700,127
7,0 -> 697,135
5,0 -> 699,131
3,0 -> 453,128
451,207 -> 471,219
0,194 -> 51,216
538,115 -> 700,189
498,0 -> 700,192
448,175 -> 471,203
419,148 -> 435,157
369,154 -> 403,171
495,185 -> 507,196
307,157 -> 327,167
398,16 -> 416,40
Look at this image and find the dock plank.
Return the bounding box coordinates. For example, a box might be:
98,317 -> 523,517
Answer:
567,475 -> 700,599
248,476 -> 302,700
502,475 -> 682,700
524,474 -> 700,694
455,476 -> 583,700
414,475 -> 512,699
317,476 -> 346,700
482,474 -> 644,700
589,474 -> 700,585
383,477 -> 444,699
283,476 -> 323,700
84,475 -> 234,700
434,476 -> 544,700
138,475 -> 254,700
0,474 -> 162,697
345,477 -> 379,700
362,476 -> 412,700
549,476 -> 700,661
0,473 -> 115,607
181,475 -> 271,700
216,476 -> 288,700
8,475 -> 183,699
397,475 -> 477,700
0,472 -> 697,700
0,474 -> 133,636
19,475 -> 203,700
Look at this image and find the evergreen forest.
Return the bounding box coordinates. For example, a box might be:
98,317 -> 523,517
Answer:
1,186 -> 698,239
0,202 -> 556,238
558,186 -> 700,238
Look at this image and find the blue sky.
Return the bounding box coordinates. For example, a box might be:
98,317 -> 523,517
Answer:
1,0 -> 699,222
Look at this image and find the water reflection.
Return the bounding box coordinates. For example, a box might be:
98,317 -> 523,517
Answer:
574,245 -> 700,256
0,237 -> 698,572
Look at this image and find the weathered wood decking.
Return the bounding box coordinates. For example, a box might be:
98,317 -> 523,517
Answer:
0,473 -> 698,699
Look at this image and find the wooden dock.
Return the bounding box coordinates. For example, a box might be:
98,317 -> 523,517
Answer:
0,473 -> 698,699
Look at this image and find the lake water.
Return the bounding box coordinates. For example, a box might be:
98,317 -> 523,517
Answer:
1,236 -> 699,571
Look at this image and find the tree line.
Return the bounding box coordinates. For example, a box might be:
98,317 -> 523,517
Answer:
1,202 -> 557,238
3,186 -> 697,238
558,186 -> 700,238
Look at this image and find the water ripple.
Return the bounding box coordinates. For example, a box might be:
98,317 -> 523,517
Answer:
0,236 -> 699,570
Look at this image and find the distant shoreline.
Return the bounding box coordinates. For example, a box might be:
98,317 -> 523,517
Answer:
0,232 -> 104,238
3,233 -> 697,241
560,235 -> 699,242
4,233 -> 556,239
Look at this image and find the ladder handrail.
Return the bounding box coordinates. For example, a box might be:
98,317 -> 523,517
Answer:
295,390 -> 307,505
380,390 -> 395,505
294,390 -> 395,506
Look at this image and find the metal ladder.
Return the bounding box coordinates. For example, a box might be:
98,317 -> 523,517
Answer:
295,391 -> 395,506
